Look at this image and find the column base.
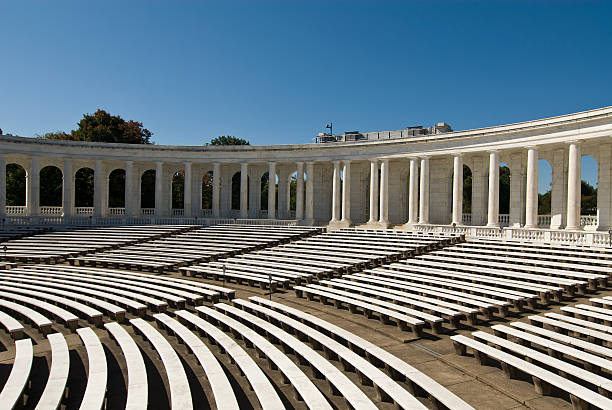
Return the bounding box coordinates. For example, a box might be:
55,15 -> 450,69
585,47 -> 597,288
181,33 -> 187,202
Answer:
565,225 -> 582,231
328,219 -> 352,230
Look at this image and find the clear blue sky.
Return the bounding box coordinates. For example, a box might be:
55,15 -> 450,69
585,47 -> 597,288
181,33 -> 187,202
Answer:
1,0 -> 610,190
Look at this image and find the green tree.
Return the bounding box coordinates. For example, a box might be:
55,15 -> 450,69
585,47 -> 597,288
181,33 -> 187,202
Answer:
538,190 -> 551,214
209,136 -> 250,146
462,165 -> 472,214
581,180 -> 597,215
499,166 -> 510,214
6,164 -> 26,206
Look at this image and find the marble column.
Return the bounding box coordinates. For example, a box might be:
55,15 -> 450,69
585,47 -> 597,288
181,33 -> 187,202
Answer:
379,159 -> 389,225
155,161 -> 163,217
212,163 -> 221,218
452,155 -> 463,225
525,147 -> 539,228
331,161 -> 341,222
487,151 -> 500,227
268,162 -> 276,219
566,142 -> 581,230
0,155 -> 5,220
368,160 -> 379,224
125,161 -> 134,217
305,162 -> 314,221
240,163 -> 248,219
597,145 -> 611,230
341,161 -> 351,225
27,157 -> 40,217
184,162 -> 192,217
296,162 -> 304,220
418,157 -> 429,224
94,159 -> 104,217
406,157 -> 419,225
62,159 -> 73,218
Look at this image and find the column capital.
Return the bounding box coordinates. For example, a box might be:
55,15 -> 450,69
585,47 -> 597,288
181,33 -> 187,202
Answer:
452,153 -> 464,158
296,161 -> 304,165
567,139 -> 583,146
525,145 -> 538,151
487,149 -> 500,155
343,159 -> 352,165
369,158 -> 379,163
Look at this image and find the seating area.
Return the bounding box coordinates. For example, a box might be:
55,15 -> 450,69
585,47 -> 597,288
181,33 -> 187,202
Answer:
451,299 -> 612,410
183,228 -> 462,289
0,225 -> 194,264
71,224 -> 320,272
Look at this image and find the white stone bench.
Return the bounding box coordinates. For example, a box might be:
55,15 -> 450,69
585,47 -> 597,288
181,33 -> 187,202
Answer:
544,312 -> 612,335
180,266 -> 287,291
0,338 -> 33,408
200,304 -> 372,410
37,332 -> 70,409
153,313 -> 238,410
248,296 -> 474,410
294,285 -> 425,336
0,284 -> 103,327
69,256 -> 171,273
257,249 -> 347,270
1,269 -> 146,317
230,298 -> 428,409
528,315 -> 612,346
234,254 -> 331,277
0,309 -> 25,340
129,318 -> 193,410
562,305 -> 612,326
0,299 -> 53,335
21,267 -> 167,313
77,327 -> 108,410
0,290 -> 78,331
472,330 -> 612,397
173,310 -> 284,410
491,324 -> 612,374
104,322 -> 148,410
451,334 -> 612,410
209,261 -> 310,284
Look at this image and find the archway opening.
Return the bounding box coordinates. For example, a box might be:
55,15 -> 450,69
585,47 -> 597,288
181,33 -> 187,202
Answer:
141,170 -> 156,209
289,171 -> 298,213
39,166 -> 63,207
6,164 -> 26,206
202,171 -> 213,210
260,172 -> 278,212
108,169 -> 126,208
581,155 -> 598,216
499,162 -> 510,214
172,171 -> 185,209
537,159 -> 552,217
75,168 -> 94,207
462,165 -> 472,222
232,172 -> 241,210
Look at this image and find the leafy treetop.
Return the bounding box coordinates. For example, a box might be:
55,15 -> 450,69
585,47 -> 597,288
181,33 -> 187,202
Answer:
209,136 -> 250,146
40,109 -> 152,144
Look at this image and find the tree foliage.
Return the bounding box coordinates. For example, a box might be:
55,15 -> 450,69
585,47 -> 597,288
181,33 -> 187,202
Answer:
209,136 -> 250,146
40,109 -> 152,144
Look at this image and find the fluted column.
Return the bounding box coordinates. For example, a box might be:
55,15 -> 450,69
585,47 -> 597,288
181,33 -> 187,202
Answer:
368,160 -> 379,224
566,142 -> 581,230
62,159 -> 73,218
0,155 -> 5,220
212,163 -> 221,218
27,157 -> 40,217
452,155 -> 463,225
418,157 -> 429,224
240,163 -> 248,218
154,161 -> 163,217
268,162 -> 276,219
487,151 -> 500,227
125,161 -> 134,217
406,158 -> 418,225
379,159 -> 389,225
94,159 -> 104,217
331,161 -> 341,222
184,162 -> 192,217
305,162 -> 314,221
341,161 -> 351,225
295,162 -> 304,220
525,147 -> 539,228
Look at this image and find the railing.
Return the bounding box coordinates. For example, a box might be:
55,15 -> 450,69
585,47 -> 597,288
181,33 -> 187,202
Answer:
6,206 -> 27,215
40,206 -> 63,215
230,210 -> 240,218
498,214 -> 510,227
537,214 -> 551,227
141,208 -> 155,216
108,207 -> 126,216
200,209 -> 212,217
236,219 -> 298,226
75,207 -> 94,215
172,209 -> 184,217
580,215 -> 598,227
462,213 -> 471,224
258,210 -> 268,219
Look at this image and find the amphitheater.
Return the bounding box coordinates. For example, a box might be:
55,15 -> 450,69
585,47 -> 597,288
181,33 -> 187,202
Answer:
0,106 -> 612,409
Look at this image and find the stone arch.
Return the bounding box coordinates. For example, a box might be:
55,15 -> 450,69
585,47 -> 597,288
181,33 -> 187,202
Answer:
231,172 -> 241,210
108,168 -> 126,208
140,169 -> 156,209
6,163 -> 27,206
463,164 -> 472,217
172,170 -> 185,209
581,155 -> 598,216
202,170 -> 213,210
75,167 -> 94,207
39,165 -> 63,207
499,161 -> 511,216
260,172 -> 278,211
288,171 -> 298,212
